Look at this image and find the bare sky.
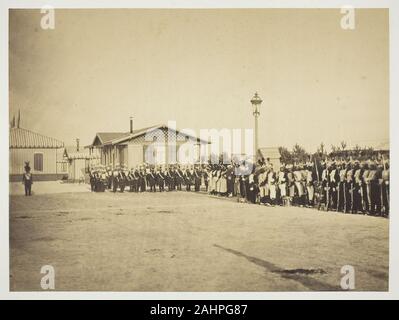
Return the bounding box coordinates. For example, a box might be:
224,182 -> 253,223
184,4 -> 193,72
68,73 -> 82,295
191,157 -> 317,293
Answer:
9,9 -> 389,152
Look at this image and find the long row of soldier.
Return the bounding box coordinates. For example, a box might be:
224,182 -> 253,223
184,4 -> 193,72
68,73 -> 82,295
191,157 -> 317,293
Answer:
89,158 -> 389,217
89,165 -> 207,193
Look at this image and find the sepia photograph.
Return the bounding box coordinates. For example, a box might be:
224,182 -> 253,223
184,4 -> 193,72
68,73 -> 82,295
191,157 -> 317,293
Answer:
4,3 -> 394,296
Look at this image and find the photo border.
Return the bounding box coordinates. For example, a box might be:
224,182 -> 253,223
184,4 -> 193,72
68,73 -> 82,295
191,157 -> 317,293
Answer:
1,0 -> 397,300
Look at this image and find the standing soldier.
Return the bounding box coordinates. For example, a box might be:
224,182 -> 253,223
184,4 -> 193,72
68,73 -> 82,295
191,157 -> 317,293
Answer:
293,164 -> 305,207
226,164 -> 235,197
175,165 -> 184,191
22,164 -> 33,196
381,160 -> 389,216
185,166 -> 193,192
320,161 -> 330,210
361,161 -> 370,213
89,167 -> 96,192
238,163 -> 248,202
328,162 -> 339,211
99,167 -> 108,192
210,165 -> 218,195
305,162 -> 315,207
370,161 -> 382,215
202,165 -> 210,192
193,165 -> 202,192
127,168 -> 135,192
258,166 -> 268,205
166,166 -> 175,191
345,161 -> 354,213
106,166 -> 113,189
277,165 -> 287,206
337,161 -> 347,212
286,164 -> 295,206
246,168 -> 258,204
220,165 -> 228,196
267,165 -> 277,206
131,166 -> 139,192
140,166 -> 147,192
367,161 -> 380,215
353,160 -> 364,213
112,166 -> 119,193
157,166 -> 166,192
118,167 -> 127,193
147,167 -> 157,192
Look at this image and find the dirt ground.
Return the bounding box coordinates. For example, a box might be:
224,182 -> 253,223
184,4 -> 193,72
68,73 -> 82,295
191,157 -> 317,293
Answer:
9,182 -> 389,291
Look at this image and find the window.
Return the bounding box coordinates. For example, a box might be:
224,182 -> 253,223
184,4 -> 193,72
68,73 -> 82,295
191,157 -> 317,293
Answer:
34,153 -> 43,172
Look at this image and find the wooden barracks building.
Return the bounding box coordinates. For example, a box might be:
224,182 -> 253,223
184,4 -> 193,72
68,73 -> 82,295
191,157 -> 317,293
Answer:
87,118 -> 210,168
9,125 -> 66,181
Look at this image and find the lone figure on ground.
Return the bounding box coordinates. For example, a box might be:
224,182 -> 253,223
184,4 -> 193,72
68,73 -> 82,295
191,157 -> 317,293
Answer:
22,161 -> 33,196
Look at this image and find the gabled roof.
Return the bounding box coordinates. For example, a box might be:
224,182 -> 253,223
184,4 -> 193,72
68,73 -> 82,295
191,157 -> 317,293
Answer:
93,132 -> 127,146
10,127 -> 64,149
91,124 -> 210,147
63,146 -> 100,160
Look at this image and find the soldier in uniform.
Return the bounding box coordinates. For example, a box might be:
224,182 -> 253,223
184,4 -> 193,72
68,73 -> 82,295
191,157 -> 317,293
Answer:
226,164 -> 235,197
202,165 -> 210,192
337,162 -> 347,212
182,166 -> 190,192
22,164 -> 33,196
366,161 -> 379,215
369,161 -> 381,215
219,165 -> 228,196
194,165 -> 202,192
293,164 -> 305,207
139,166 -> 147,192
157,166 -> 166,192
277,165 -> 287,206
98,167 -> 108,192
305,162 -> 315,207
267,165 -> 277,206
319,161 -> 329,210
352,160 -> 364,213
112,166 -> 120,193
132,166 -> 139,192
166,166 -> 175,191
89,168 -> 96,192
258,166 -> 268,205
238,163 -> 248,202
361,161 -> 370,213
118,167 -> 127,193
106,166 -> 113,189
175,165 -> 184,191
328,162 -> 339,210
210,165 -> 218,195
246,168 -> 258,204
286,164 -> 295,205
381,160 -> 390,216
345,161 -> 354,213
127,168 -> 135,192
147,167 -> 157,192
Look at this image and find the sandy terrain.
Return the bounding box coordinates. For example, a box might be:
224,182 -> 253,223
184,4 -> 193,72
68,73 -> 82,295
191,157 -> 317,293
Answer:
9,182 -> 389,291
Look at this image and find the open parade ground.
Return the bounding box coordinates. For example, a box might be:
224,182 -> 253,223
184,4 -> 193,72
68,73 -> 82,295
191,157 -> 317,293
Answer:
9,182 -> 389,292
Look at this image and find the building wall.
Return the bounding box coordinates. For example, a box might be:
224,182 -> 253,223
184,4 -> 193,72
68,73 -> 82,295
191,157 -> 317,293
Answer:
10,148 -> 58,175
68,159 -> 86,181
98,127 -> 209,168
